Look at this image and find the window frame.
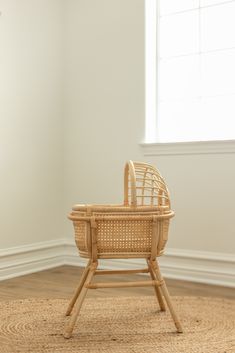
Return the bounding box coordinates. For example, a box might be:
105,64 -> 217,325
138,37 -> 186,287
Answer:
144,0 -> 235,153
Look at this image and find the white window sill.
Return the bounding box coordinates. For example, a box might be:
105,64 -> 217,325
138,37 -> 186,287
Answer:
140,140 -> 235,156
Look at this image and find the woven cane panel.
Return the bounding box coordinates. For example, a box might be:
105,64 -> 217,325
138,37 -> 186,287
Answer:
73,220 -> 87,253
158,219 -> 169,253
96,219 -> 152,254
93,211 -> 161,217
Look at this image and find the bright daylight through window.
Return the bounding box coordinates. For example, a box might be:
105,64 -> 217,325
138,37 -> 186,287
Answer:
145,0 -> 235,143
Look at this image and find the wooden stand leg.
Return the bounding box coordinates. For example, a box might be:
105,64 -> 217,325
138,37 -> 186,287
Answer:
63,262 -> 97,339
150,259 -> 183,333
65,260 -> 91,316
147,259 -> 166,311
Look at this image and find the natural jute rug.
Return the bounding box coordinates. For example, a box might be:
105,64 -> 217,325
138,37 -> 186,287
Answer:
0,296 -> 234,353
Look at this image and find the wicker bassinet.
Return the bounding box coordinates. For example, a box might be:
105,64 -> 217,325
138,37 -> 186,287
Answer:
64,161 -> 182,339
69,160 -> 174,259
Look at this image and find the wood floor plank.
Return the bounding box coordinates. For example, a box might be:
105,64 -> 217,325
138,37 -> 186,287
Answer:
0,265 -> 234,301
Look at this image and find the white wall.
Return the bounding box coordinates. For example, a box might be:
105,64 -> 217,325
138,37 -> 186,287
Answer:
0,0 -> 64,248
145,153 -> 235,254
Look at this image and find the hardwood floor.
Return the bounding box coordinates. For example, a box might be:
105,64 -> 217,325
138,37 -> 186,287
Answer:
0,265 -> 234,301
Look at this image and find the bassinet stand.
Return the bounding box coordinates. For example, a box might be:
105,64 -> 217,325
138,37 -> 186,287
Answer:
63,161 -> 183,338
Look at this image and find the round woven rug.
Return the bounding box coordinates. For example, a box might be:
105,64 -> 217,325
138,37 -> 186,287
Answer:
0,296 -> 234,353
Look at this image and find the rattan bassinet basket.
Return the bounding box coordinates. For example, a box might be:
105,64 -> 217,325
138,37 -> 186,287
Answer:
64,161 -> 182,339
68,160 -> 174,259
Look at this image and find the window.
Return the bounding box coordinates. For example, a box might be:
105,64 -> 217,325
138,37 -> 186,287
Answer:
145,0 -> 235,143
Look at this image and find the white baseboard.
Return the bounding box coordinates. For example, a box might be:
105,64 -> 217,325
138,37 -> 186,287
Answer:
159,248 -> 235,288
0,239 -> 234,288
0,240 -> 65,281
